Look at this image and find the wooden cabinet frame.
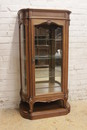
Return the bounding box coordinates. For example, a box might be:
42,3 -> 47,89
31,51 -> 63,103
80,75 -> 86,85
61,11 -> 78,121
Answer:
18,8 -> 71,119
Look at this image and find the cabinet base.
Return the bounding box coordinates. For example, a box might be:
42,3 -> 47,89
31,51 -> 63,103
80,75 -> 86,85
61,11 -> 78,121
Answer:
19,101 -> 70,120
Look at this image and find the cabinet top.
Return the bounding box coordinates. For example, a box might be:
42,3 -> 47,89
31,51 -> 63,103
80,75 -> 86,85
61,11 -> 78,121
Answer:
18,8 -> 71,14
18,8 -> 71,20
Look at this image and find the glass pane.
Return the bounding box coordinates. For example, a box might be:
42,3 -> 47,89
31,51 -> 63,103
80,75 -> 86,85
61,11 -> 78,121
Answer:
35,23 -> 62,95
20,24 -> 27,94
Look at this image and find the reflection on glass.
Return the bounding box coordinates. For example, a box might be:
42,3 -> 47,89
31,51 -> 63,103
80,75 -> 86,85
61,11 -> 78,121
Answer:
20,24 -> 27,94
35,22 -> 63,95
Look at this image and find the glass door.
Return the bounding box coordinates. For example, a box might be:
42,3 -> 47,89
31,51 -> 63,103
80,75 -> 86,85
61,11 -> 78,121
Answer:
34,22 -> 63,96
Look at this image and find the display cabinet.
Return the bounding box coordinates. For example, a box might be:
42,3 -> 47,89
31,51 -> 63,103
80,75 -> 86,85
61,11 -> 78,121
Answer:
18,8 -> 71,119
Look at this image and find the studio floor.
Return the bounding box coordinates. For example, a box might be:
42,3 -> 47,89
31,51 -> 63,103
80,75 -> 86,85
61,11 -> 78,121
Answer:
0,100 -> 87,130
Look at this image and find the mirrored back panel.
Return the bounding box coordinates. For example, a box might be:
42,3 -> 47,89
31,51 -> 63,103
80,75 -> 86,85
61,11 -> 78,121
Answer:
34,22 -> 63,95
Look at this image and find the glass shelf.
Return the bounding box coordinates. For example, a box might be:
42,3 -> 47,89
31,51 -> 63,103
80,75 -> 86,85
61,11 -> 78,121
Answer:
35,55 -> 61,60
35,39 -> 62,41
36,82 -> 61,95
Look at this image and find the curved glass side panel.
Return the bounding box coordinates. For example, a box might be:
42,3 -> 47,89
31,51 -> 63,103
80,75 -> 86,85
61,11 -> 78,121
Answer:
20,24 -> 27,94
34,22 -> 63,95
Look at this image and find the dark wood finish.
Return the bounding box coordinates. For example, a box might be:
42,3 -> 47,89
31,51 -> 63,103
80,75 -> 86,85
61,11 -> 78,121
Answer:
18,8 -> 71,120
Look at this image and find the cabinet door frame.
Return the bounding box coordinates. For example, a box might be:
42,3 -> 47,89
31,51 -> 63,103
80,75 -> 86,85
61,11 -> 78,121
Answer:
31,18 -> 68,101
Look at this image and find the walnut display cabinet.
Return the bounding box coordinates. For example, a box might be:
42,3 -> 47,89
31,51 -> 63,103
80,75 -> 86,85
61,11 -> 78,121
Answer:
18,8 -> 71,120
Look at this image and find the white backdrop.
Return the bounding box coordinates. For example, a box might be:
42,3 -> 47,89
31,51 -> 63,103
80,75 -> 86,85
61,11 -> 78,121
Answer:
0,0 -> 87,108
